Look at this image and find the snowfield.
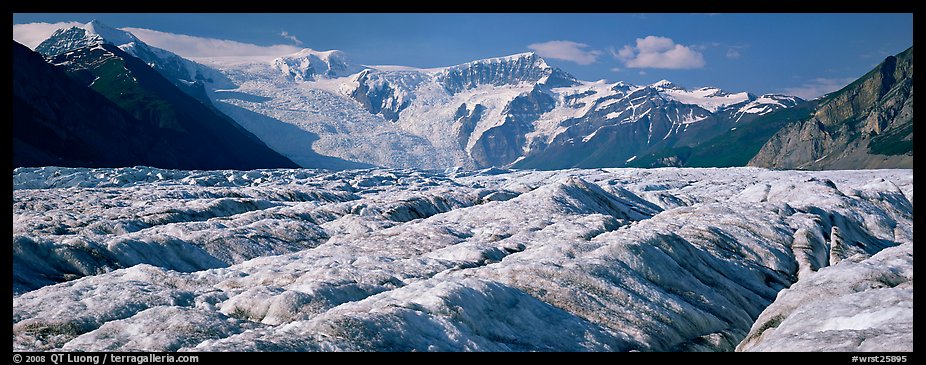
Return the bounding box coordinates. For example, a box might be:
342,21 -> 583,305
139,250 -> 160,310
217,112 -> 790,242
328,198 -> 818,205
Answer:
12,167 -> 913,352
192,51 -> 803,170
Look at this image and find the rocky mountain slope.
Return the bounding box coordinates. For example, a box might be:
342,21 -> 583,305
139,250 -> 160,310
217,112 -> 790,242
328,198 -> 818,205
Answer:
12,166 -> 913,351
36,20 -> 232,104
27,22 -> 910,171
13,39 -> 299,170
14,40 -> 160,168
749,47 -> 913,169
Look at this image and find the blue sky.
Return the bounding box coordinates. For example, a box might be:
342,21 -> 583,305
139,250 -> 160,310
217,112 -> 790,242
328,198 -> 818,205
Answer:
12,13 -> 913,99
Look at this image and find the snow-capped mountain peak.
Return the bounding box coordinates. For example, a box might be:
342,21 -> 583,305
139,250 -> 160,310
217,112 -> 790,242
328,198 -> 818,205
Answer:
694,86 -> 728,97
196,48 -> 806,169
35,20 -> 140,57
82,19 -> 139,46
754,94 -> 802,106
650,79 -> 682,90
272,48 -> 363,81
732,94 -> 805,121
436,52 -> 578,94
35,20 -> 234,92
439,52 -> 550,77
463,52 -> 545,68
649,80 -> 752,113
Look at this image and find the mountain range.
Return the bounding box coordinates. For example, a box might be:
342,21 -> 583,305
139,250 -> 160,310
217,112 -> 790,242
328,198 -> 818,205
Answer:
201,47 -> 808,170
12,21 -> 914,170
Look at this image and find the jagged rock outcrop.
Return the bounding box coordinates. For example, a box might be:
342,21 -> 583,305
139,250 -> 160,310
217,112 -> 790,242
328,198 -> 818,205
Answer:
347,69 -> 414,122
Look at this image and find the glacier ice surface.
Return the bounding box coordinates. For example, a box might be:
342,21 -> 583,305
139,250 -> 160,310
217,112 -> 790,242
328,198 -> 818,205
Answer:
12,166 -> 913,351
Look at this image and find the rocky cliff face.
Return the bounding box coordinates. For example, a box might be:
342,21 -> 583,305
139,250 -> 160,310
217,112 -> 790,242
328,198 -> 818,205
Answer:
347,69 -> 417,122
749,47 -> 913,169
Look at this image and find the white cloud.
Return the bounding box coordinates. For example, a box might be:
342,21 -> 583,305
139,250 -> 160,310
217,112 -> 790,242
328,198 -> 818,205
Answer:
527,40 -> 602,65
726,48 -> 741,59
280,31 -> 303,45
122,27 -> 303,59
610,45 -> 635,60
782,77 -> 856,100
610,67 -> 622,73
614,36 -> 705,69
12,21 -> 84,49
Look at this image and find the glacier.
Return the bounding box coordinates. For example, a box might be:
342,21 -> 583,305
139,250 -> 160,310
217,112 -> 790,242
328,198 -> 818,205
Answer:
191,50 -> 803,170
12,167 -> 913,351
28,21 -> 810,171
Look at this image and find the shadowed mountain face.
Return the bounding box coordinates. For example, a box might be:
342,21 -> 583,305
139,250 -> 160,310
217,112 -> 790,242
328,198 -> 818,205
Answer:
14,40 -> 163,168
749,47 -> 913,170
13,40 -> 298,170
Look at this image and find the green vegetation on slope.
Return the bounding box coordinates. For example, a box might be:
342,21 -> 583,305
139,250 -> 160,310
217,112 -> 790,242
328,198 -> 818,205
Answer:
629,101 -> 818,167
